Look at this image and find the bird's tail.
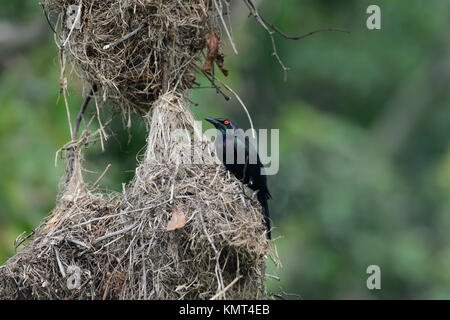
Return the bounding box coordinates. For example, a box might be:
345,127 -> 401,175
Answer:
257,191 -> 271,240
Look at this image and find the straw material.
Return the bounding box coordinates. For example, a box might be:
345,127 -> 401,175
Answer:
0,93 -> 271,299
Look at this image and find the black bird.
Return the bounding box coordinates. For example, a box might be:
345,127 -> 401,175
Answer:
205,117 -> 272,239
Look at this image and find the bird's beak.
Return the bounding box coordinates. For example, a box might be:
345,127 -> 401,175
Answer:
205,117 -> 220,127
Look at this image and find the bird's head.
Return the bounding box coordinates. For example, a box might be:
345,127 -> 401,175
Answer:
205,117 -> 239,134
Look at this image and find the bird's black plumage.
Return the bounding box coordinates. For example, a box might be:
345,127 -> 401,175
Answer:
205,116 -> 272,239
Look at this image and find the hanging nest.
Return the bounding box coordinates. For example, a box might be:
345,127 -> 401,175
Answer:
43,0 -> 220,113
0,93 -> 273,299
0,0 -> 279,300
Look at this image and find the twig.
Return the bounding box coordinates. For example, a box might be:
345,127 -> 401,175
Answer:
95,223 -> 137,243
65,84 -> 96,184
62,0 -> 82,47
200,211 -> 218,255
90,163 -> 112,190
243,0 -> 288,79
212,0 -> 238,55
210,275 -> 243,300
184,94 -> 199,107
260,261 -> 266,298
243,0 -> 349,80
66,238 -> 90,249
267,24 -> 350,41
54,246 -> 66,278
62,89 -> 73,141
14,230 -> 35,252
161,52 -> 169,94
265,273 -> 280,281
193,65 -> 230,101
48,194 -> 169,237
73,84 -> 96,141
141,247 -> 147,300
39,2 -> 57,34
102,23 -> 147,50
93,94 -> 107,152
205,70 -> 256,139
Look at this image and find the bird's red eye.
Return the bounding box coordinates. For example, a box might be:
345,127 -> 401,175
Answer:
224,120 -> 230,125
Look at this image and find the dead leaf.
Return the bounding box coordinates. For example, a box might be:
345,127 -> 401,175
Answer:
166,207 -> 187,231
203,31 -> 229,76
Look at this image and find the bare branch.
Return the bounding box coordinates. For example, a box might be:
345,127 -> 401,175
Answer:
90,163 -> 112,190
213,0 -> 238,55
102,23 -> 147,50
73,84 -> 97,141
243,0 -> 349,80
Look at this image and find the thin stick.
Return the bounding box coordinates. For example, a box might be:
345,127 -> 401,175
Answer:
59,47 -> 74,139
62,89 -> 74,141
90,163 -> 112,190
193,63 -> 255,138
191,63 -> 230,100
54,247 -> 66,278
265,273 -> 280,281
201,72 -> 230,101
40,2 -> 57,34
62,0 -> 82,47
93,94 -> 106,152
161,53 -> 169,94
243,0 -> 349,80
210,275 -> 243,300
103,23 -> 147,50
14,230 -> 35,251
212,0 -> 238,55
64,84 -> 96,183
95,223 -> 137,243
246,0 -> 349,41
73,85 -> 96,141
66,238 -> 89,249
267,24 -> 350,41
260,261 -> 266,298
207,71 -> 256,139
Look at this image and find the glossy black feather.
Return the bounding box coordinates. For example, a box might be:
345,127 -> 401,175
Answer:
205,117 -> 272,239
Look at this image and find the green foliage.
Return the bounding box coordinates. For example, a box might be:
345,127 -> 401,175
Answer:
2,0 -> 450,299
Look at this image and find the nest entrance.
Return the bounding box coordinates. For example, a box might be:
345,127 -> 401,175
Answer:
0,93 -> 271,300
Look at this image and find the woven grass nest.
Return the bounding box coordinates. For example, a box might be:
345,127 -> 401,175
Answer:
0,0 -> 277,300
0,93 -> 274,299
44,0 -> 220,113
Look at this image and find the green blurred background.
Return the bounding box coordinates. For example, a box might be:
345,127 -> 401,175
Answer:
1,0 -> 450,299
